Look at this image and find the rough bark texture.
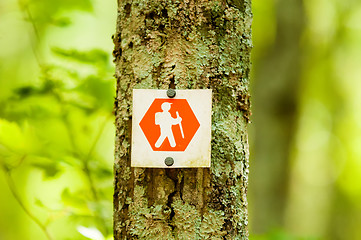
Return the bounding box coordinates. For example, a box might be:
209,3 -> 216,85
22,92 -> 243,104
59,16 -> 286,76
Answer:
113,0 -> 252,239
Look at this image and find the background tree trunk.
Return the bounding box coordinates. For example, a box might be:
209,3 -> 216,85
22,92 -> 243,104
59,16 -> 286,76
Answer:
250,0 -> 305,233
113,0 -> 252,239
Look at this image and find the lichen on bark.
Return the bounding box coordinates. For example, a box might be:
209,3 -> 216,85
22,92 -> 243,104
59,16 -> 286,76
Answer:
113,0 -> 252,239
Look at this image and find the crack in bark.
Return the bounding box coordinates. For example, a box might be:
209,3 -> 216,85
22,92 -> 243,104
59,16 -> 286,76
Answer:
165,169 -> 180,228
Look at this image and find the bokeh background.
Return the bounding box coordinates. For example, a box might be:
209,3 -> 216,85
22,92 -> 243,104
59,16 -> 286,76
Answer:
0,0 -> 360,239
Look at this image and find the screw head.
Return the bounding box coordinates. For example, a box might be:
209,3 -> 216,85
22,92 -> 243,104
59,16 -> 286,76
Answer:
167,89 -> 176,98
165,157 -> 174,166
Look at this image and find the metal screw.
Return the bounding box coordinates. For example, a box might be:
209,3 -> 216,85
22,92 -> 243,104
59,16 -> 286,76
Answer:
167,89 -> 176,98
165,157 -> 174,166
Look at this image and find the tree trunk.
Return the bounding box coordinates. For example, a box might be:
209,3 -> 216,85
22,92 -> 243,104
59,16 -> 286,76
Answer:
250,0 -> 305,233
113,0 -> 252,239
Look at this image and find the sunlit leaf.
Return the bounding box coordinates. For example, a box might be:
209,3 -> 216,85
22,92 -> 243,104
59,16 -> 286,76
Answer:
61,188 -> 91,215
0,119 -> 40,154
77,226 -> 104,240
35,198 -> 46,208
18,0 -> 93,31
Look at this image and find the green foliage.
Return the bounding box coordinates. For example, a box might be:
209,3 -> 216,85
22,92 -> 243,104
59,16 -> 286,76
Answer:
18,0 -> 92,29
0,0 -> 115,239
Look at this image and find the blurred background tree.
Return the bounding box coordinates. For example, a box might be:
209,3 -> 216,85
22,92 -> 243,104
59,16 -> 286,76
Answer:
1,0 -> 361,239
250,0 -> 361,239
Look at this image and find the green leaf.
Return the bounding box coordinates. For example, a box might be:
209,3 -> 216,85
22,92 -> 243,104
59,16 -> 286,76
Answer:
51,17 -> 72,27
31,161 -> 61,178
19,0 -> 93,28
14,86 -> 38,98
0,119 -> 40,154
77,226 -> 104,240
92,165 -> 112,179
34,198 -> 46,208
76,76 -> 115,111
52,48 -> 109,67
61,188 -> 90,214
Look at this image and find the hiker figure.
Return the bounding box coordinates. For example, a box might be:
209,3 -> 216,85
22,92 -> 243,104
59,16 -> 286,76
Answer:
155,102 -> 182,148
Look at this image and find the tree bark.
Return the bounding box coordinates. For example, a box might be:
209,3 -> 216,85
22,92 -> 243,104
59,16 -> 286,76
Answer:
113,0 -> 252,239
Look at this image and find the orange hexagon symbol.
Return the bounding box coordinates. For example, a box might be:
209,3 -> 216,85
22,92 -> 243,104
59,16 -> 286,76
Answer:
139,98 -> 200,151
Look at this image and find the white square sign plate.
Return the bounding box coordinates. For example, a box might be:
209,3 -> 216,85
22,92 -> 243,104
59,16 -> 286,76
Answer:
131,89 -> 212,168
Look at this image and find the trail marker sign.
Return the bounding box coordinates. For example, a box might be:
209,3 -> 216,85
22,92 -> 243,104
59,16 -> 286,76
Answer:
131,89 -> 212,168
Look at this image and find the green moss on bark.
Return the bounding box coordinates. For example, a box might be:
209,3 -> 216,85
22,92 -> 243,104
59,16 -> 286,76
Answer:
113,0 -> 252,239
